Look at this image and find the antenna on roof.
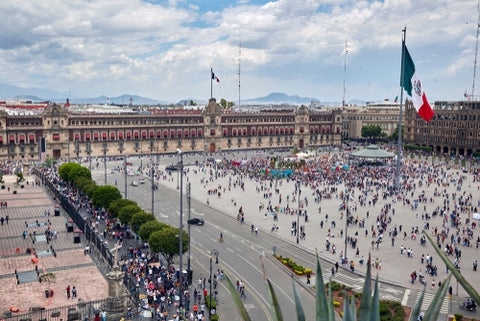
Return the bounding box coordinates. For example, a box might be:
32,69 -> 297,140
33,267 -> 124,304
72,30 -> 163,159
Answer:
238,43 -> 241,109
343,40 -> 349,108
471,0 -> 480,100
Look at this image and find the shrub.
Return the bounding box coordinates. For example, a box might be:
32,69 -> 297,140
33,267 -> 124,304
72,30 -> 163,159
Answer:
205,295 -> 216,309
304,269 -> 312,274
210,315 -> 219,321
330,282 -> 341,291
379,301 -> 392,321
333,301 -> 340,307
454,314 -> 463,321
354,292 -> 363,298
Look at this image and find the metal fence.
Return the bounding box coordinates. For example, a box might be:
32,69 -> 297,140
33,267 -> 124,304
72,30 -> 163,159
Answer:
32,169 -> 138,305
4,295 -> 134,321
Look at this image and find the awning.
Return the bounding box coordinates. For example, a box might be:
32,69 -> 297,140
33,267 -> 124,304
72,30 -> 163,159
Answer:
103,133 -> 107,139
310,128 -> 314,133
53,134 -> 60,140
233,129 -> 237,135
300,127 -> 304,133
134,132 -> 139,137
85,133 -> 90,139
191,130 -> 195,135
19,135 -> 25,140
315,127 -> 319,133
264,129 -> 268,134
75,133 -> 79,139
29,135 -> 34,141
177,131 -> 182,137
94,133 -> 99,139
171,131 -> 175,137
127,132 -> 131,137
157,131 -> 161,137
142,132 -> 146,137
0,137 -> 3,142
252,129 -> 256,134
276,129 -> 279,133
119,132 -> 124,138
198,130 -> 202,136
163,131 -> 168,137
223,130 -> 227,135
270,128 -> 274,133
280,128 -> 284,133
150,132 -> 154,137
210,129 -> 215,135
243,129 -> 247,134
111,133 -> 115,138
290,128 -> 294,133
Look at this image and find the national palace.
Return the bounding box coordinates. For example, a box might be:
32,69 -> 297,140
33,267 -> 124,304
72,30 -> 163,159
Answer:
0,97 -> 477,161
0,98 -> 343,160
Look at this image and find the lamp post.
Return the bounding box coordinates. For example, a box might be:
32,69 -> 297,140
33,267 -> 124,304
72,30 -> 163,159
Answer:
344,192 -> 349,263
103,143 -> 107,185
151,165 -> 155,216
124,155 -> 128,199
177,148 -> 184,309
187,182 -> 191,277
209,250 -> 219,319
297,181 -> 301,244
87,142 -> 91,172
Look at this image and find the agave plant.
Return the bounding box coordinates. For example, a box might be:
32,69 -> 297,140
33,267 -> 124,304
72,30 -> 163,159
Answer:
224,250 -> 455,321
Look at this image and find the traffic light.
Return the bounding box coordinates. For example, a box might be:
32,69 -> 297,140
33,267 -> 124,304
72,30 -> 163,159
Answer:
448,286 -> 453,296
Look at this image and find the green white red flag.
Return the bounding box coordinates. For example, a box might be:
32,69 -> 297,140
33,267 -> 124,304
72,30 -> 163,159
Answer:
401,42 -> 434,122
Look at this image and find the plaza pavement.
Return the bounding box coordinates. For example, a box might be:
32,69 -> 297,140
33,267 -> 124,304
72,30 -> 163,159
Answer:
150,154 -> 480,298
0,174 -> 108,313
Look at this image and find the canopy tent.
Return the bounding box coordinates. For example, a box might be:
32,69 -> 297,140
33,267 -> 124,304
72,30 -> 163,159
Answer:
350,145 -> 394,159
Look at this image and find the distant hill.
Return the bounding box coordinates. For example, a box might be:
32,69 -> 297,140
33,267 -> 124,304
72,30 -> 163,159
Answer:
0,84 -> 62,100
66,94 -> 170,105
244,92 -> 318,105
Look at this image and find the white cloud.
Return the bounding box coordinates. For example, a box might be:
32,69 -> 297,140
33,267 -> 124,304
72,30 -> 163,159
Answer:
0,0 -> 477,102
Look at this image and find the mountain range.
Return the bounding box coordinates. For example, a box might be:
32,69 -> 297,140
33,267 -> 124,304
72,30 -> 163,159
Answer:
0,83 -> 365,106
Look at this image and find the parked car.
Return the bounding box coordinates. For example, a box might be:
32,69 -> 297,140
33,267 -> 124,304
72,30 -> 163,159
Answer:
187,218 -> 205,226
139,178 -> 145,184
131,181 -> 138,186
166,165 -> 179,171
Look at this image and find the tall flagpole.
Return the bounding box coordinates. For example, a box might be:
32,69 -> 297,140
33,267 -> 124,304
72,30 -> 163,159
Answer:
210,68 -> 213,99
395,28 -> 407,192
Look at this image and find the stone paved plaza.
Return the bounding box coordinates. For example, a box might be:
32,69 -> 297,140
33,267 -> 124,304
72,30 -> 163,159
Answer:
0,174 -> 108,312
151,153 -> 480,297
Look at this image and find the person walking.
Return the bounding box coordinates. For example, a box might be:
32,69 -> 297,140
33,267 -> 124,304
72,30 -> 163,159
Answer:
474,260 -> 478,271
66,285 -> 71,299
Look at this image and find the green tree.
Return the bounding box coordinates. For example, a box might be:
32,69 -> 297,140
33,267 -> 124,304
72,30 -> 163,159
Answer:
139,220 -> 169,242
67,165 -> 91,183
83,181 -> 98,198
108,199 -> 138,218
130,211 -> 154,234
389,125 -> 404,141
189,100 -> 197,106
227,101 -> 235,109
58,163 -> 78,181
148,227 -> 189,267
118,204 -> 142,224
220,98 -> 227,109
361,125 -> 382,138
92,185 -> 122,209
44,157 -> 57,167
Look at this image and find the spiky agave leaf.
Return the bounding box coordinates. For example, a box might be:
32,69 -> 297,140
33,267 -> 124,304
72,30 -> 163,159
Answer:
342,291 -> 354,321
408,286 -> 426,321
423,274 -> 452,321
315,250 -> 329,321
369,275 -> 380,321
224,271 -> 252,321
423,231 -> 480,305
292,276 -> 306,321
349,294 -> 356,320
328,282 -> 335,321
261,256 -> 284,321
358,255 -> 372,321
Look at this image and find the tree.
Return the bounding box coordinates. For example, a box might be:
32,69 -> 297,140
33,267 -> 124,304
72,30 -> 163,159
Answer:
227,101 -> 235,109
118,204 -> 142,224
92,185 -> 122,209
108,199 -> 138,218
148,227 -> 189,267
130,211 -> 154,234
389,125 -> 404,141
361,125 -> 382,138
138,220 -> 169,241
67,165 -> 91,183
219,99 -> 227,109
189,100 -> 197,106
59,163 -> 78,181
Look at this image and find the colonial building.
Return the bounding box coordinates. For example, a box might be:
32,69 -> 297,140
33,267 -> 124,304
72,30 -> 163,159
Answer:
0,98 -> 342,160
404,100 -> 480,156
341,100 -> 403,139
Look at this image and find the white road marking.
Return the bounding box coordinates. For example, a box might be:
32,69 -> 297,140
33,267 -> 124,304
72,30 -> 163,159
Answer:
401,289 -> 410,306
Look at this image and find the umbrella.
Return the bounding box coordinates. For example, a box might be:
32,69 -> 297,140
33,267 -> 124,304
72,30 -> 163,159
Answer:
473,213 -> 480,220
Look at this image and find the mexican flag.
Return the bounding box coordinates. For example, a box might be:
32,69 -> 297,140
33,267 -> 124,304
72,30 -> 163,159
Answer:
401,43 -> 434,122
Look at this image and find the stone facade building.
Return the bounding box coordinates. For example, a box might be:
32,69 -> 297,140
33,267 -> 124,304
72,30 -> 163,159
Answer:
0,98 -> 342,160
404,100 -> 480,156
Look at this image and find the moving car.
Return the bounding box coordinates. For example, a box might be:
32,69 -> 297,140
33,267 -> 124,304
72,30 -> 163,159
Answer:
187,218 -> 205,226
166,165 -> 179,171
139,178 -> 145,184
131,181 -> 138,186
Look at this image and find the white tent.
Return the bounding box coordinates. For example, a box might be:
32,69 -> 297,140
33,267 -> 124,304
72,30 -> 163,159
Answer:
473,213 -> 480,220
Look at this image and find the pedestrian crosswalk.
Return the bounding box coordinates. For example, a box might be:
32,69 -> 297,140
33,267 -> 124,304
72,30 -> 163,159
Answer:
416,292 -> 449,315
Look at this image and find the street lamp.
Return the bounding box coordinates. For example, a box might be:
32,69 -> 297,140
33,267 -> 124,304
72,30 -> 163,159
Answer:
124,155 -> 128,199
344,192 -> 349,264
177,148 -> 184,309
297,181 -> 301,244
103,143 -> 107,185
151,164 -> 155,216
209,250 -> 219,319
186,182 -> 191,278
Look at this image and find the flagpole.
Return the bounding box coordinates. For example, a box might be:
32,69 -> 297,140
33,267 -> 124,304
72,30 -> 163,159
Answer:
210,68 -> 213,99
395,27 -> 406,192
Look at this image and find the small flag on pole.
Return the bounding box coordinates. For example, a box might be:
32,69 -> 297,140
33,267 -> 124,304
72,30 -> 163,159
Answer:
211,70 -> 220,83
394,95 -> 398,103
401,42 -> 434,122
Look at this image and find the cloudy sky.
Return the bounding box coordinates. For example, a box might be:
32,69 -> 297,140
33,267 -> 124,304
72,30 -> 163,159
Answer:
0,0 -> 478,103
